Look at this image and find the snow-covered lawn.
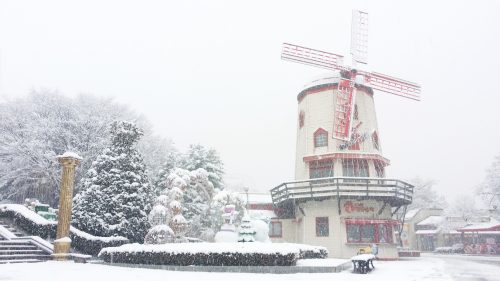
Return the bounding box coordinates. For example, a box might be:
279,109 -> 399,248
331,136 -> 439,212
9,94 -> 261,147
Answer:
5,255 -> 498,281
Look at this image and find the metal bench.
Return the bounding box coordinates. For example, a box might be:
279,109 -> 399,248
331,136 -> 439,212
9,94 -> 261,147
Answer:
351,254 -> 375,274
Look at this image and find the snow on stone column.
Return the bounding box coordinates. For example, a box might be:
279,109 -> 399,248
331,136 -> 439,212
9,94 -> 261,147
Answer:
54,152 -> 81,260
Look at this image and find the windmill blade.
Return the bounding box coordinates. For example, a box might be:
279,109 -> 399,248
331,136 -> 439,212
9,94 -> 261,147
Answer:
351,10 -> 369,65
363,71 -> 421,101
281,43 -> 346,71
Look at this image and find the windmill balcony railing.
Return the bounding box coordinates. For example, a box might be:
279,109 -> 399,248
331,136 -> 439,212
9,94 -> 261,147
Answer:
270,177 -> 413,207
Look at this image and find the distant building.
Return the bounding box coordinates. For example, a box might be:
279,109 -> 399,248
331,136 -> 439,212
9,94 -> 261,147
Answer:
458,218 -> 500,254
400,208 -> 444,250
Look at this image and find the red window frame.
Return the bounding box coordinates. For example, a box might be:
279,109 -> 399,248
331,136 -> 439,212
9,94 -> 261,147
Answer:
316,217 -> 329,237
314,128 -> 328,147
269,221 -> 283,238
346,222 -> 393,244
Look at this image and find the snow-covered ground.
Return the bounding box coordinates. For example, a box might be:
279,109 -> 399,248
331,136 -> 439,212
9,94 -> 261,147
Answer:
2,254 -> 499,281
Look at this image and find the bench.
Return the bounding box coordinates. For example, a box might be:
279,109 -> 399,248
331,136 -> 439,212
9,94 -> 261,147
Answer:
351,254 -> 375,274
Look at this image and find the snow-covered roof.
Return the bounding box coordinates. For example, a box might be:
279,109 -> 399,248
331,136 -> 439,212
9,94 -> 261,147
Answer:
415,229 -> 439,235
417,216 -> 445,226
404,209 -> 420,220
458,218 -> 500,232
248,210 -> 277,220
237,192 -> 273,204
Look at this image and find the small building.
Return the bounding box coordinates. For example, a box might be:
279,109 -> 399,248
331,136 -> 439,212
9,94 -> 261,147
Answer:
400,208 -> 444,250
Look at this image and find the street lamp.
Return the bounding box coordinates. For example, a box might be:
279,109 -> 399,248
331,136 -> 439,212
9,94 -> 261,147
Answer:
243,186 -> 250,213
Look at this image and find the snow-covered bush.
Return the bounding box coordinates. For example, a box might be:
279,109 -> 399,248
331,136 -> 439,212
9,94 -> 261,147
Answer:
72,121 -> 154,243
292,243 -> 329,259
144,225 -> 175,244
0,204 -> 128,256
99,243 -> 299,266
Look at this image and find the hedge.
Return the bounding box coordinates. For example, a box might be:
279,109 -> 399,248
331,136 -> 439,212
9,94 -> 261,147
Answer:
99,243 -> 299,266
0,204 -> 129,256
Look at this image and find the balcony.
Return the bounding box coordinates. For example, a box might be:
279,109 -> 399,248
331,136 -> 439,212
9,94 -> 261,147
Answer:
270,177 -> 413,218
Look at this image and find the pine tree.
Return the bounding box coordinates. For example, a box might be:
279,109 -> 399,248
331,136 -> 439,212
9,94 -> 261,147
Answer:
72,121 -> 154,242
180,144 -> 224,190
151,150 -> 181,194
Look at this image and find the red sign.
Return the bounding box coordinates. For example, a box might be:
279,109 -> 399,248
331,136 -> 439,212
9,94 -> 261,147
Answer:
344,201 -> 375,213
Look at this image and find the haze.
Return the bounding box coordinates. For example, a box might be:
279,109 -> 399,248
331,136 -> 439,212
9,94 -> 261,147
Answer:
1,0 -> 499,201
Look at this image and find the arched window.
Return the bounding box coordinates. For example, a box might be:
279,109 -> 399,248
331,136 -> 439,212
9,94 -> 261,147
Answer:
314,128 -> 328,147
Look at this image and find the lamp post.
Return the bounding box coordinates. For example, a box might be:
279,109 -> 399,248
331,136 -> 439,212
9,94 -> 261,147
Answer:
243,186 -> 249,214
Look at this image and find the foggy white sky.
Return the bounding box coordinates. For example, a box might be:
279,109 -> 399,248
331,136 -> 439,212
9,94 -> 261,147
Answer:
1,0 -> 499,202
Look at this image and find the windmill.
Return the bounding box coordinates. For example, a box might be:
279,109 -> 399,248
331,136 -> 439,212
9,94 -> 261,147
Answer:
282,10 -> 420,142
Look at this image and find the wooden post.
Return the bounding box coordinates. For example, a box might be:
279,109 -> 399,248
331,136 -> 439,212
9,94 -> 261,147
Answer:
53,152 -> 81,261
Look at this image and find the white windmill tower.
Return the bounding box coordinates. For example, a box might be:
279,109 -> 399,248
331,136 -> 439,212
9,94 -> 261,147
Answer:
281,10 -> 420,183
270,12 -> 417,258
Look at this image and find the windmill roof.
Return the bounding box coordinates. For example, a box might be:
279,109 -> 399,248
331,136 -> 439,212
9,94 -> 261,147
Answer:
298,72 -> 373,101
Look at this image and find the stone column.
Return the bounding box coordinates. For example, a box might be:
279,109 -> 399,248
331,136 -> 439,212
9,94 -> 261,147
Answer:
53,152 -> 81,260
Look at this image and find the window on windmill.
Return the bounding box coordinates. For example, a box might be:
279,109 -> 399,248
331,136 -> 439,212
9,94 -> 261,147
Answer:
269,221 -> 282,237
314,128 -> 328,147
309,160 -> 334,179
342,159 -> 369,178
316,217 -> 329,237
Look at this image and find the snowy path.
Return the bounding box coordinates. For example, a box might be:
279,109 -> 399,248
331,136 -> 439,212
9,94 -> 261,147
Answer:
428,254 -> 500,281
0,254 -> 499,281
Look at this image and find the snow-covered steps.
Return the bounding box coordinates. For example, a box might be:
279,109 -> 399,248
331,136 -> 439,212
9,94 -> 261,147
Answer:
0,258 -> 45,264
0,218 -> 26,237
0,240 -> 51,263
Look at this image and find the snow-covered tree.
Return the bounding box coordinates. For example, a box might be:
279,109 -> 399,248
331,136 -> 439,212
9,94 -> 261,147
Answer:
160,167 -> 214,239
180,144 -> 224,190
408,177 -> 447,210
151,151 -> 181,194
447,194 -> 484,222
238,215 -> 256,242
0,90 -> 174,206
72,121 -> 154,242
477,155 -> 500,216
